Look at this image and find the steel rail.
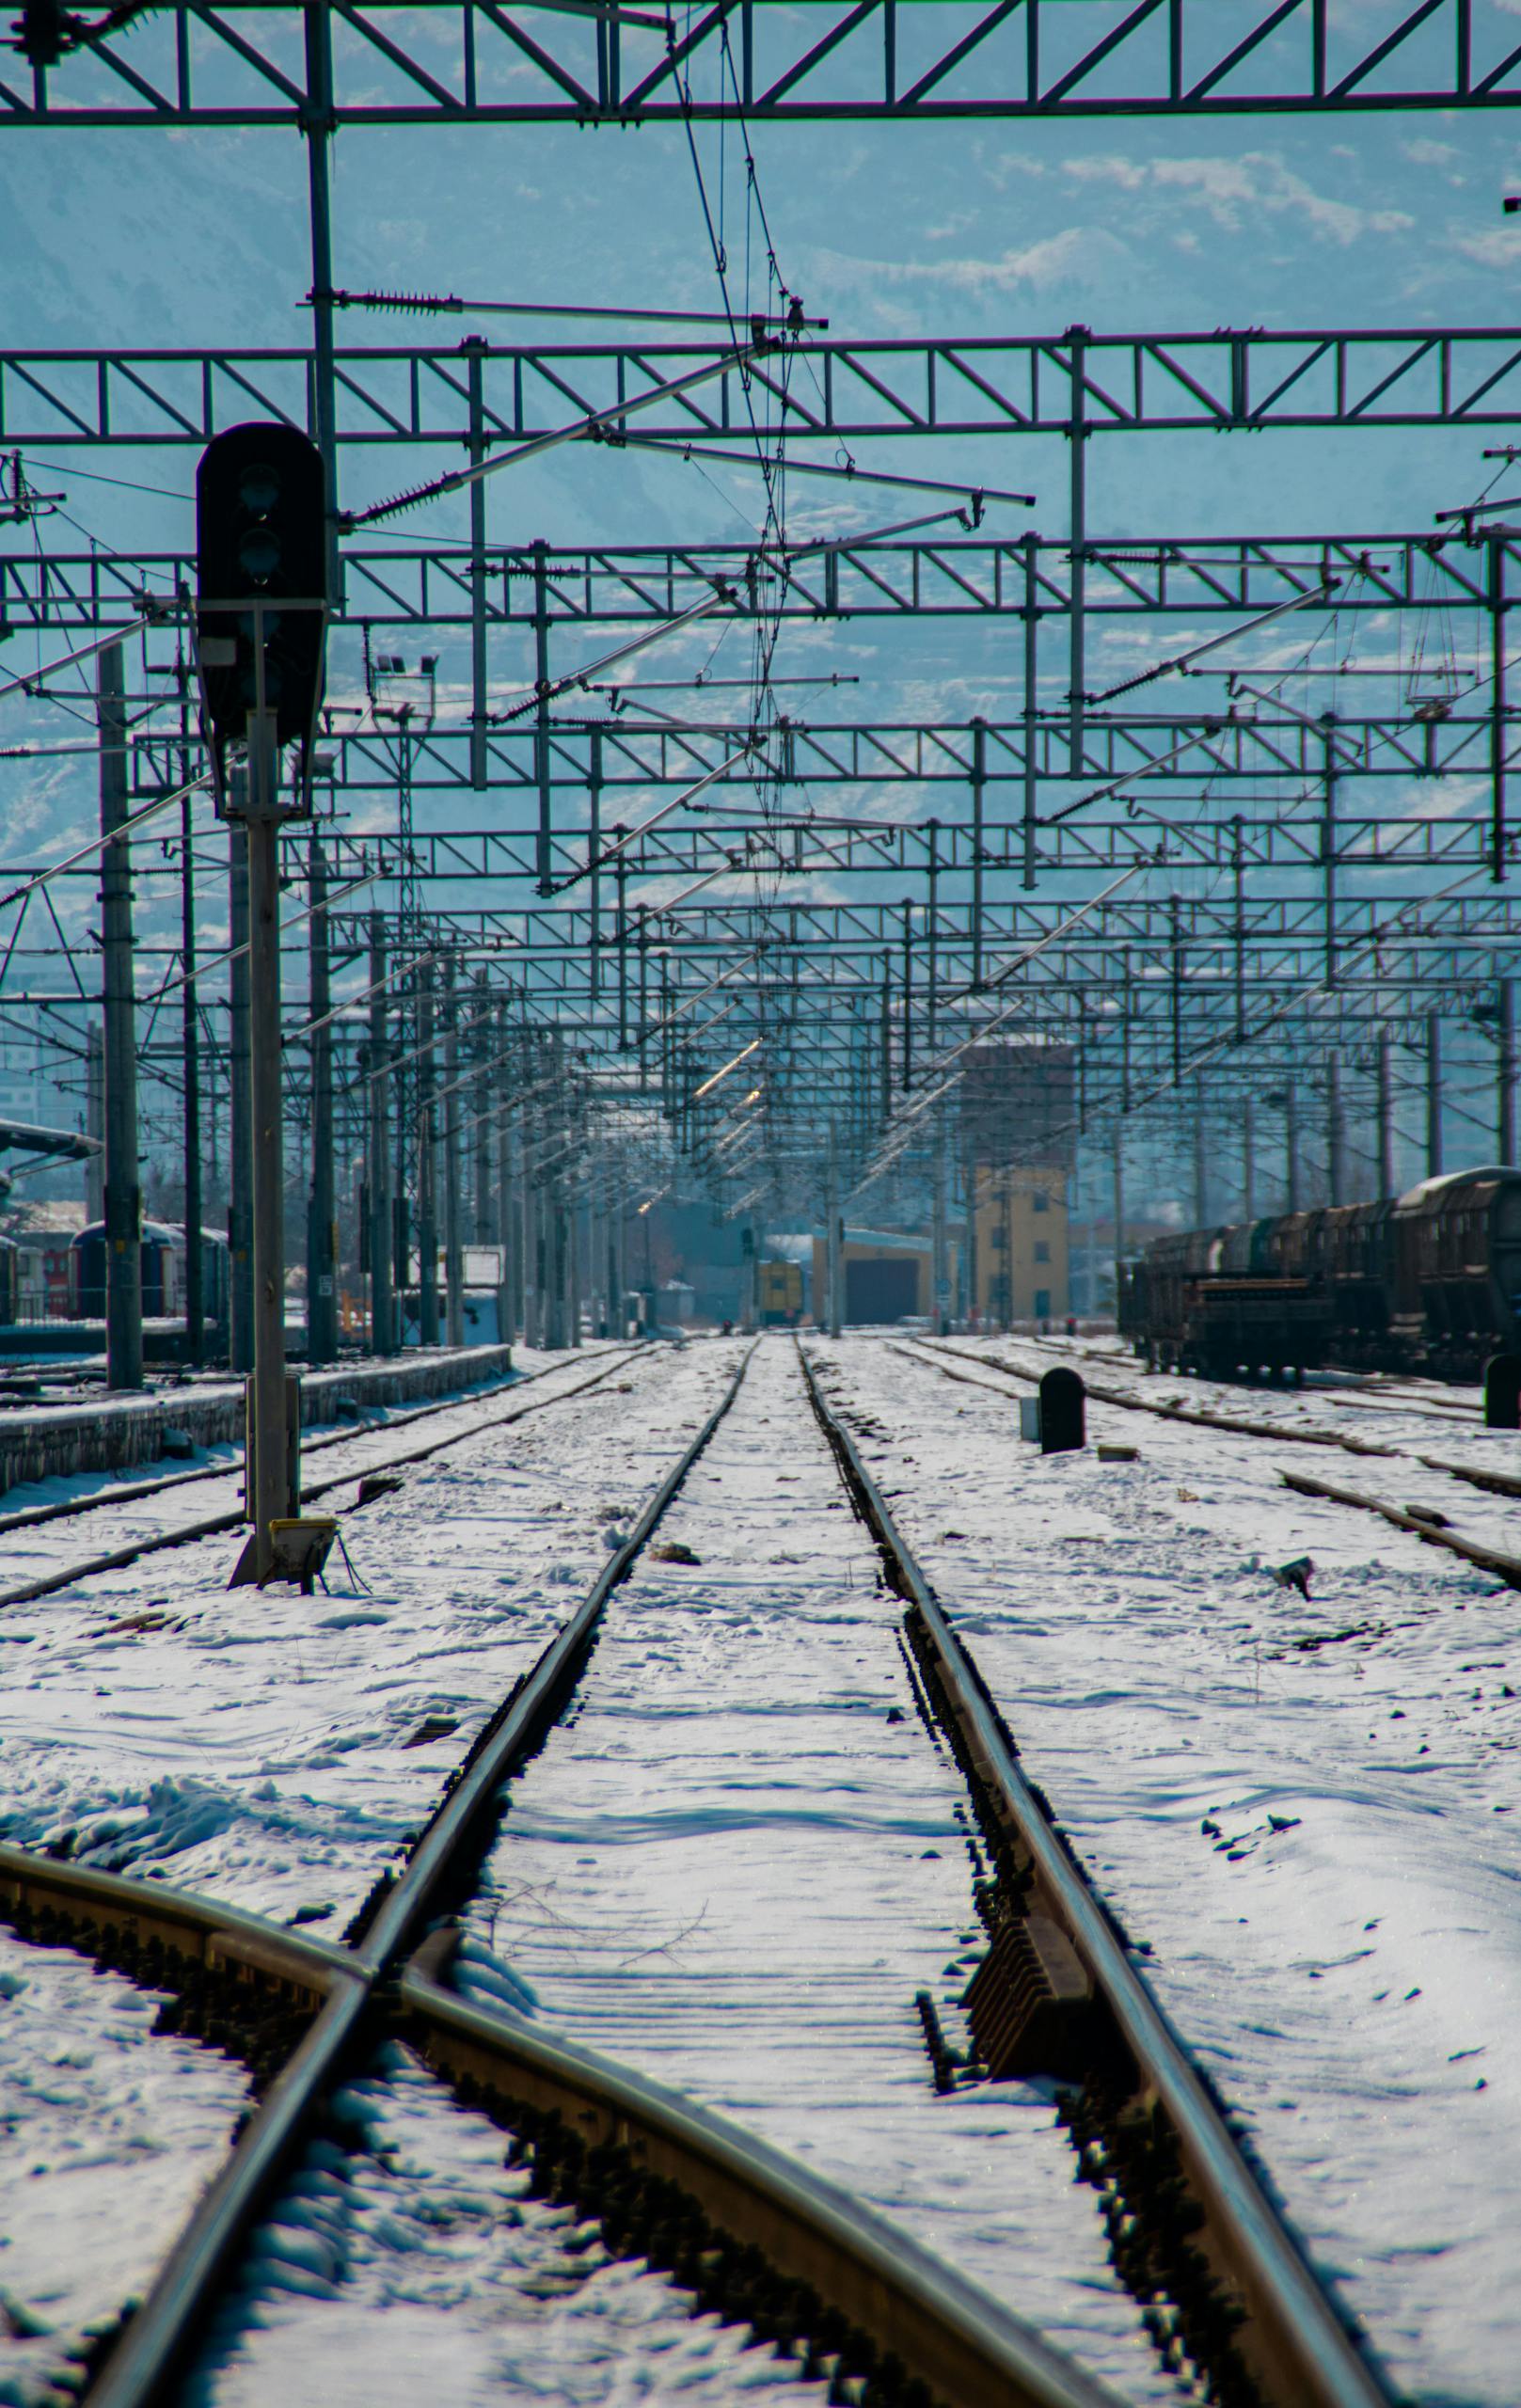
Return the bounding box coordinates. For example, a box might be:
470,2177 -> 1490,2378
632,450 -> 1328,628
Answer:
64,1346 -> 754,2405
908,1338 -> 1402,1462
0,1840 -> 1123,2408
906,1338 -> 1518,1516
352,1340 -> 756,1970
402,1933 -> 1123,2408
1277,1468 -> 1521,1591
0,1345 -> 645,1610
0,1343 -> 638,1541
798,1342 -> 1393,2408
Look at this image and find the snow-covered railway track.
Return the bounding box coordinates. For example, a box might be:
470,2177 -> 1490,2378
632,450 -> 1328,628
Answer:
0,1345 -> 643,1611
799,1348 -> 1390,2408
908,1339 -> 1521,1585
0,1344 -> 635,1545
0,1342 -> 1115,2408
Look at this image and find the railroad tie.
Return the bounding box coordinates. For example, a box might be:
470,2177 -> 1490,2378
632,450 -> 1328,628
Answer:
961,1911 -> 1093,2080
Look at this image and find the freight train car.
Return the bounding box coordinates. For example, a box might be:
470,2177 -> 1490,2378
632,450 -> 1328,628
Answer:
1120,1166 -> 1521,1380
0,1235 -> 16,1324
70,1221 -> 230,1329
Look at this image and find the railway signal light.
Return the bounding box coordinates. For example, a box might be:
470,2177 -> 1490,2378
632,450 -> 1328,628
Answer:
195,420 -> 328,806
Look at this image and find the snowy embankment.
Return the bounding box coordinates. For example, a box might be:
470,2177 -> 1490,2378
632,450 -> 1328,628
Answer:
819,1332 -> 1521,2408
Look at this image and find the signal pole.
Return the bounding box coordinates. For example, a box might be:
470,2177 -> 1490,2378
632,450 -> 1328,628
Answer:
245,711 -> 290,1576
228,815 -> 253,1370
198,420 -> 328,1580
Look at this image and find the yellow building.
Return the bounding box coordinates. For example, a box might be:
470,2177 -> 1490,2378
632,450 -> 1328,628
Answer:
973,1166 -> 1069,1325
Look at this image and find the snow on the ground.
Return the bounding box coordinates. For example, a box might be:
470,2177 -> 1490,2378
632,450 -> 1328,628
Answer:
0,1342 -> 737,1932
0,1344 -> 625,1587
460,1339 -> 1176,2406
935,1331 -> 1521,1561
0,1928 -> 251,2406
180,2040 -> 834,2408
816,1332 -> 1521,2407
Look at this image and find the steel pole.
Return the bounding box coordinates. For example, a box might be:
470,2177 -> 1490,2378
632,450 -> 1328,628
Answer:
306,835 -> 337,1362
99,642 -> 143,1390
442,956 -> 465,1348
245,716 -> 291,1577
1326,1050 -> 1345,1206
367,912 -> 394,1354
1426,1015 -> 1444,1179
180,782 -> 204,1363
467,338 -> 489,792
1377,1030 -> 1395,1196
533,536 -> 552,892
1067,323 -> 1087,773
418,965 -> 439,1346
1022,531 -> 1038,891
228,813 -> 253,1371
1111,1122 -> 1125,1325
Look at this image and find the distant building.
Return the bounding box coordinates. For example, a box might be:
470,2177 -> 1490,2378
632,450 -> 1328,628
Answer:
959,1040 -> 1076,1173
972,1165 -> 1069,1324
809,1226 -> 948,1325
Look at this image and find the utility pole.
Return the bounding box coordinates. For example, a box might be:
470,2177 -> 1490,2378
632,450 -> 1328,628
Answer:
1067,323 -> 1088,773
473,971 -> 492,1244
228,816 -> 253,1371
931,1144 -> 947,1334
86,1021 -> 104,1224
417,962 -> 439,1345
442,955 -> 465,1347
825,1134 -> 842,1338
1426,1015 -> 1444,1179
1377,1032 -> 1395,1196
970,719 -> 986,991
306,833 -> 337,1362
1192,1078 -> 1208,1227
1326,1051 -> 1345,1207
180,783 -> 204,1363
99,642 -> 143,1390
1242,1096 -> 1255,1222
533,536 -> 553,893
1499,979 -> 1516,1165
1112,1121 -> 1125,1324
367,912 -> 394,1355
962,1148 -> 977,1331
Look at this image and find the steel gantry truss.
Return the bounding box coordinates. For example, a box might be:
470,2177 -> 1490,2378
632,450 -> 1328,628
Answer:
8,1 -> 1521,127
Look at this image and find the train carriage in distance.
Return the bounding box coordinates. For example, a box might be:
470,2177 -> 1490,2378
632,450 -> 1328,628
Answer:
757,1258 -> 803,1326
1120,1166 -> 1521,1381
69,1221 -> 230,1332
